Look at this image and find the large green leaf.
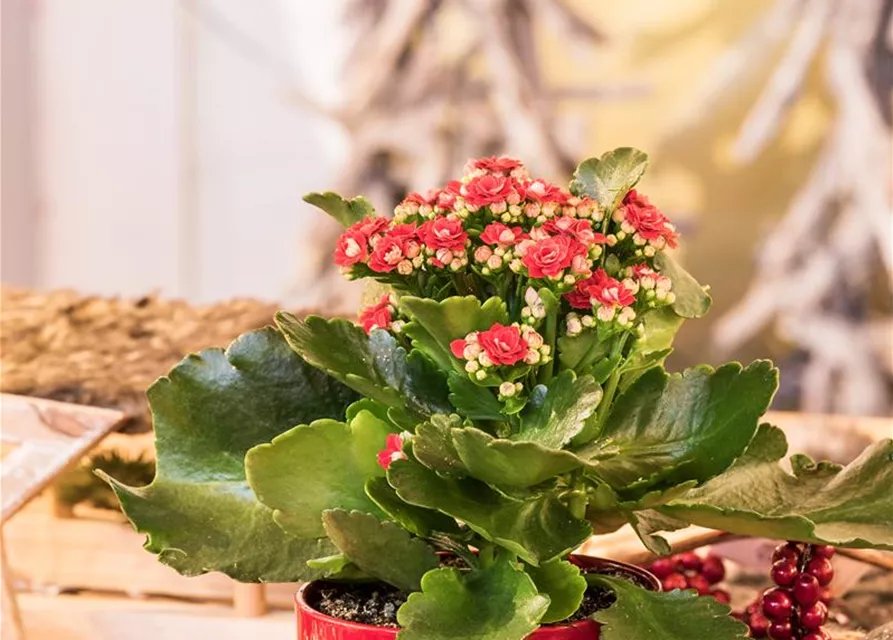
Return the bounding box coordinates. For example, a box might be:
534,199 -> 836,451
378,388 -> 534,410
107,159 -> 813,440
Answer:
659,424 -> 893,549
303,191 -> 374,228
365,477 -> 460,537
590,575 -> 748,640
388,458 -> 591,565
569,148 -> 649,212
245,410 -> 392,537
578,361 -> 778,496
396,554 -> 549,640
524,559 -> 587,623
448,373 -> 506,421
400,296 -> 509,371
451,427 -> 583,488
653,253 -> 712,319
101,327 -> 357,581
322,509 -> 439,592
412,414 -> 469,478
276,313 -> 450,418
515,371 -> 602,449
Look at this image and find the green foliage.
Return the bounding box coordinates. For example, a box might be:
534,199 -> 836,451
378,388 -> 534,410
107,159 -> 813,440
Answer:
365,477 -> 460,537
59,451 -> 154,511
322,509 -> 439,592
515,371 -> 602,449
448,373 -> 505,421
653,253 -> 712,318
303,192 -> 374,228
524,559 -> 587,623
591,575 -> 749,640
396,553 -> 549,640
400,296 -> 508,371
412,414 -> 469,477
569,148 -> 649,212
100,327 -> 357,581
578,361 -> 778,497
658,424 -> 893,549
245,410 -> 393,538
388,458 -> 591,565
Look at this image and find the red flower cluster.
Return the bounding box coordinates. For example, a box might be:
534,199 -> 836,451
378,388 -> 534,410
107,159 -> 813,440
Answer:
377,434 -> 406,470
614,190 -> 679,252
358,294 -> 398,334
450,322 -> 549,384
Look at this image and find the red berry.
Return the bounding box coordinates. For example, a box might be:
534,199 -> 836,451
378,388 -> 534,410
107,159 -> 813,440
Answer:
772,543 -> 800,564
677,551 -> 702,572
662,572 -> 688,591
805,557 -> 834,586
798,601 -> 828,629
686,573 -> 710,595
701,555 -> 725,584
749,612 -> 770,637
819,587 -> 834,605
768,620 -> 793,639
711,589 -> 731,604
648,557 -> 675,579
761,588 -> 793,620
813,545 -> 836,558
792,574 -> 821,606
770,560 -> 799,587
802,632 -> 831,640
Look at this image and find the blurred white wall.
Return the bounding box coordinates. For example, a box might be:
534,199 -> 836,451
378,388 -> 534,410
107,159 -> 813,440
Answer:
3,0 -> 348,302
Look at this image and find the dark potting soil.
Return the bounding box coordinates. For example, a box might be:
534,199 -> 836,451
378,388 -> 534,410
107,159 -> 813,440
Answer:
311,564 -> 644,628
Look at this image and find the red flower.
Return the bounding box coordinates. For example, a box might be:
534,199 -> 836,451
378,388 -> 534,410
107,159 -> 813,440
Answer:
354,216 -> 391,240
522,235 -> 583,278
401,191 -> 438,207
478,323 -> 529,365
462,175 -> 515,207
334,229 -> 368,267
542,217 -> 604,246
589,268 -> 636,308
450,338 -> 468,359
480,222 -> 525,246
621,190 -> 679,248
469,156 -> 525,175
525,180 -> 569,204
419,217 -> 468,252
359,295 -> 395,334
377,434 -> 406,469
565,274 -> 598,309
368,224 -> 420,273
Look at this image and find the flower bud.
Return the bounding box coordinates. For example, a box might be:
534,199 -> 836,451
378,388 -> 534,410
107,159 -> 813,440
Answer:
524,350 -> 541,365
566,315 -> 583,336
597,306 -> 616,322
475,370 -> 487,381
397,260 -> 414,275
475,245 -> 493,262
478,352 -> 493,367
487,255 -> 503,270
581,315 -> 595,328
465,360 -> 480,373
499,381 -> 516,397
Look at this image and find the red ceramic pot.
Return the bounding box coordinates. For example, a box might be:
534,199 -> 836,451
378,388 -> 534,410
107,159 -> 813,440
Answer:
295,555 -> 659,639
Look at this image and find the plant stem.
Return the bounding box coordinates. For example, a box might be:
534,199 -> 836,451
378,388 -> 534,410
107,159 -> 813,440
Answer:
594,333 -> 629,429
478,543 -> 496,569
537,300 -> 558,385
567,470 -> 588,520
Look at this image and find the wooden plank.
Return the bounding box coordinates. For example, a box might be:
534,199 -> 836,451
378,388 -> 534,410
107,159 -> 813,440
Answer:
0,394 -> 126,522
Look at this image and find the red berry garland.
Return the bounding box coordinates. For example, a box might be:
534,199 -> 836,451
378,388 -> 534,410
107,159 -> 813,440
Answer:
644,551 -> 730,602
740,542 -> 835,639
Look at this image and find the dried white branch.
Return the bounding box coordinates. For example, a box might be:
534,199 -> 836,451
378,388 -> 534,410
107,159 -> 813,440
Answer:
732,0 -> 833,162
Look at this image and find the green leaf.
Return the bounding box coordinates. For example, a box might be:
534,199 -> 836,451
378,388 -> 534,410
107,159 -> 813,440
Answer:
557,330 -> 608,372
590,575 -> 749,640
619,349 -> 673,395
524,559 -> 587,623
401,296 -> 509,371
276,313 -> 450,418
653,253 -> 712,319
448,373 -> 506,421
100,327 -> 358,581
366,477 -> 460,537
626,510 -> 691,556
412,414 -> 469,477
305,554 -> 372,581
659,424 -> 893,549
451,427 -> 583,488
303,191 -> 374,228
578,361 -> 778,496
569,148 -> 649,212
388,458 -> 591,565
396,554 -> 549,640
245,409 -> 392,538
516,371 -> 602,449
322,509 -> 439,592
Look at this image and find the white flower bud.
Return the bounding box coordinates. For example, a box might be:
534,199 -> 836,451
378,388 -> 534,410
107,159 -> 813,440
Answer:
391,321 -> 405,334
540,345 -> 551,356
597,306 -> 616,322
566,316 -> 583,336
524,350 -> 541,365
397,260 -> 414,275
618,307 -> 636,326
465,360 -> 480,373
464,343 -> 482,359
499,382 -> 516,397
521,307 -> 532,318
525,331 -> 544,348
478,352 -> 493,367
491,201 -> 507,214
487,255 -> 503,270
475,370 -> 487,381
643,245 -> 656,257
474,245 -> 493,262
582,315 -> 595,328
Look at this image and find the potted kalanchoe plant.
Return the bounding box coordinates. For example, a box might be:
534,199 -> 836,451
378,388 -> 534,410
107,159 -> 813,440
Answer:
104,149 -> 893,640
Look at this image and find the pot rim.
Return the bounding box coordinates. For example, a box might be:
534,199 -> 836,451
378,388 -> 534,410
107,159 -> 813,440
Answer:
294,553 -> 660,633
